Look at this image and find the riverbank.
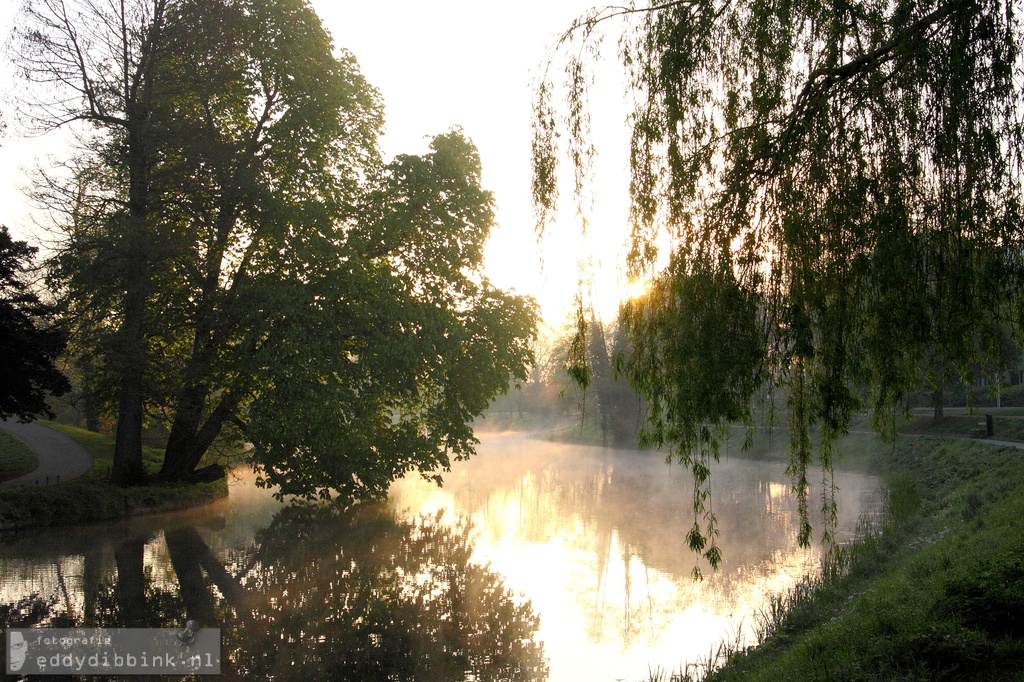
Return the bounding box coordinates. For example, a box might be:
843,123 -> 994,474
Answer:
0,422 -> 227,532
652,430 -> 1024,681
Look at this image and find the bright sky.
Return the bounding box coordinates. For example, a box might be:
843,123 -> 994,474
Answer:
0,0 -> 637,324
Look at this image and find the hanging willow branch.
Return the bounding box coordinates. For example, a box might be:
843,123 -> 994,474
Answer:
534,0 -> 1024,564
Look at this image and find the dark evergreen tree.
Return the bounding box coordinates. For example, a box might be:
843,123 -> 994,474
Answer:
0,226 -> 70,421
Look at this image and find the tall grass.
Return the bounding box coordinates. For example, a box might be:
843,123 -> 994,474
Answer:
646,624 -> 747,682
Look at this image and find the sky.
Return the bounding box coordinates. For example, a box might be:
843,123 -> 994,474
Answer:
0,0 -> 638,325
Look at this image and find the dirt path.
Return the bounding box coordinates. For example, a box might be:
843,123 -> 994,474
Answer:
0,420 -> 92,488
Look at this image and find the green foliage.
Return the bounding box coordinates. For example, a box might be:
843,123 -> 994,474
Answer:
625,253 -> 764,438
535,0 -> 1024,553
35,0 -> 536,498
0,227 -> 70,421
241,132 -> 537,501
623,253 -> 764,568
566,294 -> 593,391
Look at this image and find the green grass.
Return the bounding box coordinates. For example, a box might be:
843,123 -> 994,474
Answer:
900,414 -> 1024,442
904,382 -> 1024,410
968,414 -> 1023,442
41,420 -> 167,480
647,434 -> 1024,682
0,422 -> 227,530
0,430 -> 38,482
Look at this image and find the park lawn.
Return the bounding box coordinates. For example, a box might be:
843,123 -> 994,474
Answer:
40,420 -> 166,481
680,435 -> 1024,682
0,422 -> 226,531
900,413 -> 1024,442
0,430 -> 38,482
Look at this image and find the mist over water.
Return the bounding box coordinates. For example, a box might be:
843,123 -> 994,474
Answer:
0,432 -> 880,680
391,433 -> 881,680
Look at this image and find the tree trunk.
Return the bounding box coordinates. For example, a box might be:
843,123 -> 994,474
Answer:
112,310 -> 145,484
161,303 -> 257,480
161,382 -> 207,479
159,191 -> 244,480
161,391 -> 238,480
932,386 -> 944,421
111,128 -> 149,486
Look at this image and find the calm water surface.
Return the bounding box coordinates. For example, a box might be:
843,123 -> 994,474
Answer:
0,433 -> 880,680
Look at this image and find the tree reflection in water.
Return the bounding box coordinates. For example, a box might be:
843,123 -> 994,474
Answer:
1,505 -> 548,681
230,505 -> 548,680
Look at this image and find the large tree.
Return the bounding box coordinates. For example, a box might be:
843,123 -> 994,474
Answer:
0,226 -> 70,421
535,0 -> 1024,566
15,0 -> 175,483
23,0 -> 536,499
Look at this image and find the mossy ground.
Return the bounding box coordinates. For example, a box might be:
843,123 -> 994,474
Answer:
0,422 -> 227,530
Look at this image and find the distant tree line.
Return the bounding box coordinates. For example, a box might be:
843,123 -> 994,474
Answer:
486,311 -> 645,447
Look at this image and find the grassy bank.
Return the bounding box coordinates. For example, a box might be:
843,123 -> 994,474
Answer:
0,422 -> 227,531
651,432 -> 1024,681
0,430 -> 38,482
901,413 -> 1024,442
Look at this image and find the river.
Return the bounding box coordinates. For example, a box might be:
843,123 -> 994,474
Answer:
0,433 -> 880,680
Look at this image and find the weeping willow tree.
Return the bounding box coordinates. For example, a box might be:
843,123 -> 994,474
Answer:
534,0 -> 1024,570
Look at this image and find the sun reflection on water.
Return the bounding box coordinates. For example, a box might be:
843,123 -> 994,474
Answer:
389,433 -> 880,681
0,434 -> 879,681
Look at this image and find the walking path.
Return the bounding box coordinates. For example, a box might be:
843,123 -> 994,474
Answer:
974,438 -> 1024,449
846,427 -> 1024,450
0,420 -> 92,488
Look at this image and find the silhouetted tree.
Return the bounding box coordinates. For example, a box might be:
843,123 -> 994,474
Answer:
19,0 -> 536,494
14,0 -> 175,482
0,226 -> 70,421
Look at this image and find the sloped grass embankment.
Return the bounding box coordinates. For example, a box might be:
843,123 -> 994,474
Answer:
0,430 -> 38,483
667,435 -> 1024,681
0,422 -> 227,531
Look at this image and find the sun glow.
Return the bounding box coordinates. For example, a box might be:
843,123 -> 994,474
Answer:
624,278 -> 650,301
